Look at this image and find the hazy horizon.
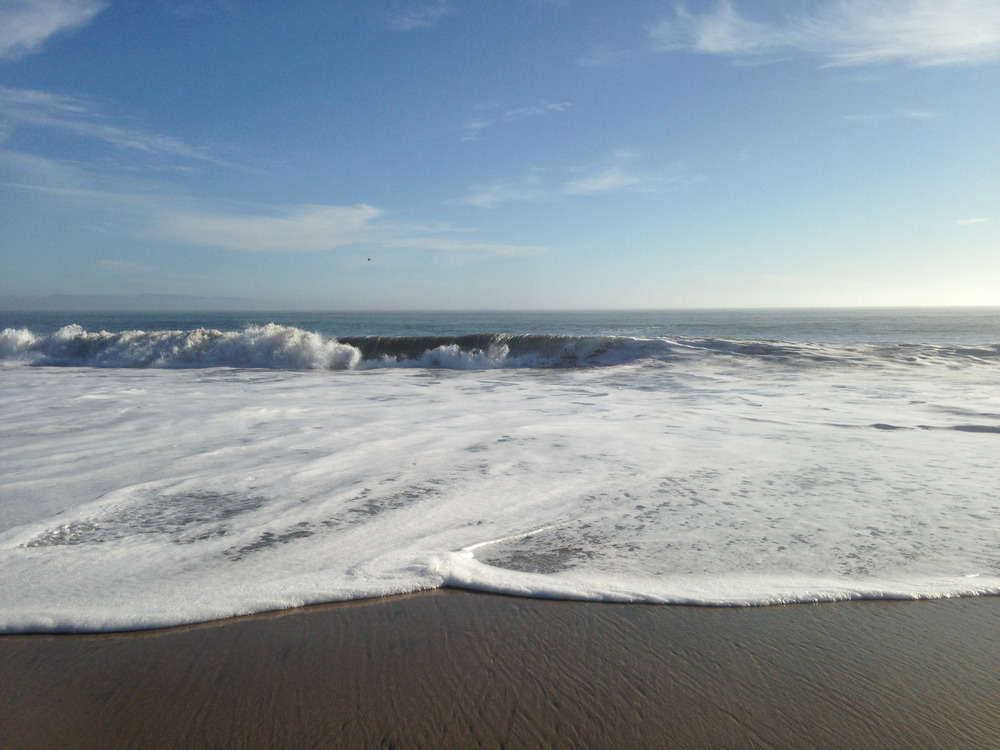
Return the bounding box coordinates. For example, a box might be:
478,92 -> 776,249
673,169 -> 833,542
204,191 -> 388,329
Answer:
3,292 -> 1000,315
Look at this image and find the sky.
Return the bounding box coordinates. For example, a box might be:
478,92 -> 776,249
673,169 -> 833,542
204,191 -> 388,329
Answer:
1,0 -> 998,310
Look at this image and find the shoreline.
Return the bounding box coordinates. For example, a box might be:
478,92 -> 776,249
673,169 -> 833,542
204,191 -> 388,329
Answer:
3,591 -> 1000,748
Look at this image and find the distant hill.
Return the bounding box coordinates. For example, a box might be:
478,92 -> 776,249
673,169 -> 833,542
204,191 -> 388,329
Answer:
0,293 -> 265,312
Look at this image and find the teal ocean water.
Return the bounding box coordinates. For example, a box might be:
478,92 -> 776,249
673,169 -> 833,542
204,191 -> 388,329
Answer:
3,307 -> 998,343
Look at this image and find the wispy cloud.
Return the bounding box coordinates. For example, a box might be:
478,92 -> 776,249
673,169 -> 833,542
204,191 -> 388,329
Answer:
463,153 -> 703,206
577,44 -> 630,70
0,145 -> 88,186
840,110 -> 936,123
387,1 -> 452,31
463,172 -> 547,208
157,204 -> 383,252
652,1 -> 774,56
2,156 -> 545,257
0,85 -> 85,113
562,151 -> 703,197
0,0 -> 106,60
462,101 -> 569,141
500,101 -> 571,124
955,217 -> 989,225
377,235 -> 546,257
562,165 -> 665,196
158,203 -> 545,256
162,1 -> 232,21
0,85 -> 229,165
650,1 -> 1000,67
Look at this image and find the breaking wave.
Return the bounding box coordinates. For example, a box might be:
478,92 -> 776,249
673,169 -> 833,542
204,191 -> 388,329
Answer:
1,323 -> 998,371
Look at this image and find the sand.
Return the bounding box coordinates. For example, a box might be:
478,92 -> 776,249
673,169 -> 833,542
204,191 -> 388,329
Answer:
2,590 -> 1000,749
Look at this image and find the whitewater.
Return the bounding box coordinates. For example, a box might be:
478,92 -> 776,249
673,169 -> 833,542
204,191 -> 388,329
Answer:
1,310 -> 999,632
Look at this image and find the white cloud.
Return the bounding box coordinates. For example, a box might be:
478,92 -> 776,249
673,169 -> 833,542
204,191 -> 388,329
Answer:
650,1 -> 1000,67
955,217 -> 989,225
387,1 -> 452,31
0,0 -> 106,60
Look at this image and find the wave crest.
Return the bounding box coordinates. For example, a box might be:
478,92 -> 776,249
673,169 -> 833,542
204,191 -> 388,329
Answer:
2,324 -> 362,370
2,324 -> 998,371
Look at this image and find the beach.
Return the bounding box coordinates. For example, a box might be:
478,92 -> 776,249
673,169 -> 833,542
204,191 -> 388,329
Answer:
5,0 -> 999,740
3,590 -> 1000,749
3,311 -> 999,747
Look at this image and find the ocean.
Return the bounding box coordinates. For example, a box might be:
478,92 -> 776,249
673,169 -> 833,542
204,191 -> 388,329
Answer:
1,308 -> 998,632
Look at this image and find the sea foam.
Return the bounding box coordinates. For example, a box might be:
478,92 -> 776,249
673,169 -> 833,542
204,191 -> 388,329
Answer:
2,333 -> 999,632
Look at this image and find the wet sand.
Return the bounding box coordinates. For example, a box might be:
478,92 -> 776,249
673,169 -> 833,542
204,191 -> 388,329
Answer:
2,590 -> 1000,749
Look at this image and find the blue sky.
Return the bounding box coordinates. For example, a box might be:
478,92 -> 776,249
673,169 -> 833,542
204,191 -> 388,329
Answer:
1,0 -> 998,309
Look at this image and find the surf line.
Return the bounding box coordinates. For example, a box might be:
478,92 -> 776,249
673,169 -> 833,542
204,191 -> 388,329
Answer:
460,521 -> 575,555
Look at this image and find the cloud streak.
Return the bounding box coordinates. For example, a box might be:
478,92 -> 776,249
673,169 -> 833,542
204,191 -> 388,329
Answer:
0,0 -> 106,60
0,84 -> 541,258
462,101 -> 569,141
157,203 -> 546,256
387,1 -> 452,31
561,165 -> 665,196
462,172 -> 547,208
650,1 -> 1000,67
463,154 -> 703,206
157,204 -> 383,252
840,110 -> 936,123
2,160 -> 545,257
0,86 -> 228,165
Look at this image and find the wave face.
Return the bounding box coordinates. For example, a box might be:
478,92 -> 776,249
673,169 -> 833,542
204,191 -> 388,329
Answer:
3,323 -> 999,371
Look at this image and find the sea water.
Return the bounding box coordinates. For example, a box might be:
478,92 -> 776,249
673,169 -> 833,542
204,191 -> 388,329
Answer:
1,309 -> 998,632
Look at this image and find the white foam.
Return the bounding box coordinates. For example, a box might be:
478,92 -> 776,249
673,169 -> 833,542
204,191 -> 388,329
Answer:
0,327 -> 37,360
1,349 -> 999,632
